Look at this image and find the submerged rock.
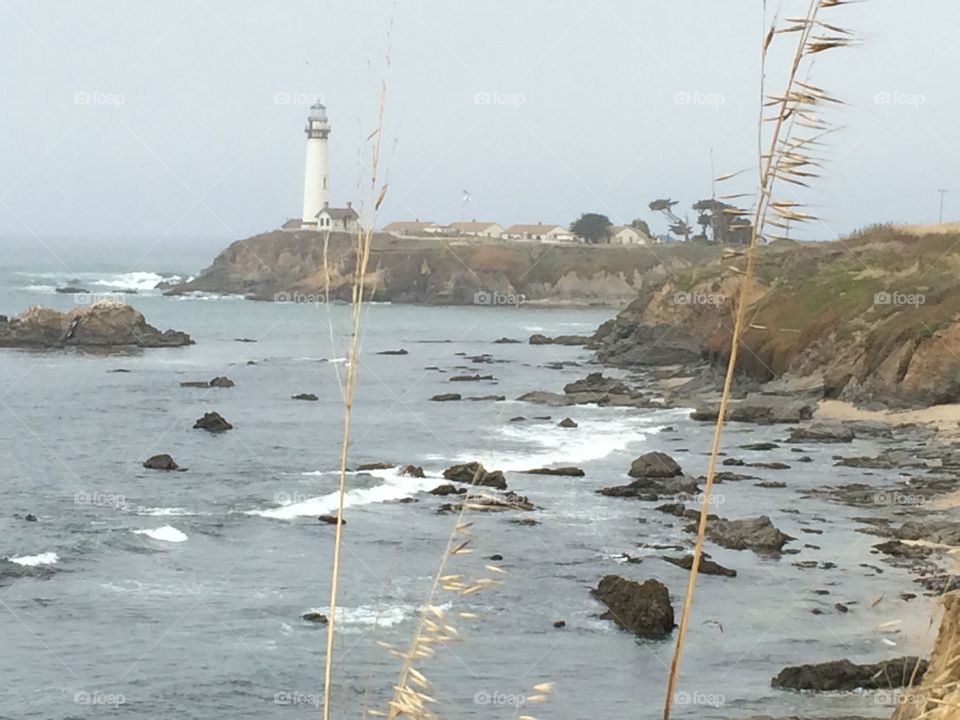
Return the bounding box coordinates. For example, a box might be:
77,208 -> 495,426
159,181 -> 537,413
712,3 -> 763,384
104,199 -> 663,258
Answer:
771,656 -> 927,691
399,464 -> 425,478
0,301 -> 192,348
522,466 -> 585,477
193,412 -> 233,433
291,393 -> 319,401
302,612 -> 328,623
558,417 -> 578,428
591,575 -> 675,638
662,554 -> 737,577
318,514 -> 344,525
430,393 -> 462,402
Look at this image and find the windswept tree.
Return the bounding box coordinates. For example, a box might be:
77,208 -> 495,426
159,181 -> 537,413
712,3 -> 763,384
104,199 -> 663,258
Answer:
570,212 -> 613,243
692,199 -> 753,245
648,198 -> 691,242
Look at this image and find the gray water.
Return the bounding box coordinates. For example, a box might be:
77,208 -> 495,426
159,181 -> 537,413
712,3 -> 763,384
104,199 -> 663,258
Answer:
0,262 -> 935,719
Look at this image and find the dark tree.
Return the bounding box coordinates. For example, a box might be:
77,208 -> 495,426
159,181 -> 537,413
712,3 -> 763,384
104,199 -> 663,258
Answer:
629,218 -> 652,237
692,199 -> 752,245
570,213 -> 613,244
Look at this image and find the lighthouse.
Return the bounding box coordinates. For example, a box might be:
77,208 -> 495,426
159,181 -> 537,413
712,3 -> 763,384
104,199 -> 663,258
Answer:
301,102 -> 330,226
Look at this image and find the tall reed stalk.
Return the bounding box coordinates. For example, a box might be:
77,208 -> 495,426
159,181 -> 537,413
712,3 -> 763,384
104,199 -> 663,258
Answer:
662,2 -> 855,718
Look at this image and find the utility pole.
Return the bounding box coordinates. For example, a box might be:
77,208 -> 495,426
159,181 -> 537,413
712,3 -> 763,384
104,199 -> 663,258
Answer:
938,188 -> 949,224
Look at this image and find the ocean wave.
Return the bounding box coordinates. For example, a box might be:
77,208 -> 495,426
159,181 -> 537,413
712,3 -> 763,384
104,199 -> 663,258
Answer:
133,525 -> 188,542
250,469 -> 437,520
90,271 -> 180,291
301,605 -> 408,629
134,507 -> 205,517
8,551 -> 59,566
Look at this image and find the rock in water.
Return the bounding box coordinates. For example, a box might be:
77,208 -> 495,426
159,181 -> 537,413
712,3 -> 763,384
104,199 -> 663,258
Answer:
787,423 -> 855,443
430,393 -> 462,402
209,376 -> 235,388
442,462 -> 507,490
356,462 -> 394,471
522,466 -> 585,477
399,464 -> 425,478
143,454 -> 179,471
629,452 -> 682,478
771,656 -> 927,691
662,554 -> 737,577
591,575 -> 675,638
193,412 -> 233,433
318,515 -> 344,525
698,515 -> 792,554
558,417 -> 578,428
301,612 -> 328,623
0,301 -> 192,348
291,393 -> 318,401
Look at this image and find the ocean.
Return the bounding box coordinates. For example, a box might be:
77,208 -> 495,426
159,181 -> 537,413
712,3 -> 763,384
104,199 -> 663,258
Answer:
0,255 -> 935,719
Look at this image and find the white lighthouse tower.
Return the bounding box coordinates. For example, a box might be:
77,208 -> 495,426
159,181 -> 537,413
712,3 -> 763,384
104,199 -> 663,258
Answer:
301,102 -> 331,227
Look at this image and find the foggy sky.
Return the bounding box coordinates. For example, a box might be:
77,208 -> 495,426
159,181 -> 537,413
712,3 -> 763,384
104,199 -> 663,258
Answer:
1,0 -> 958,262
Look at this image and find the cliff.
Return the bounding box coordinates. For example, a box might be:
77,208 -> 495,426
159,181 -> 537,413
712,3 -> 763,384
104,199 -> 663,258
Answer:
167,230 -> 719,306
593,225 -> 960,408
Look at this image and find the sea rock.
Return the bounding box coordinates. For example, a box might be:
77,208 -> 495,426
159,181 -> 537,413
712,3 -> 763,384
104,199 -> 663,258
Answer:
292,393 -> 319,401
399,464 -> 425,478
494,337 -> 521,344
698,515 -> 792,554
450,374 -> 493,382
377,349 -> 408,355
25,513 -> 38,522
591,575 -> 675,638
430,393 -> 462,402
558,417 -> 578,428
691,395 -> 814,424
787,423 -> 855,443
0,302 -> 192,348
357,462 -> 394,471
662,554 -> 737,577
466,395 -> 505,401
209,376 -> 235,388
442,462 -> 507,490
143,454 -> 179,471
55,286 -> 88,294
629,452 -> 682,478
522,466 -> 585,477
429,484 -> 464,496
771,656 -> 927,691
302,612 -> 328,623
193,412 -> 233,433
318,514 -> 344,525
529,333 -> 591,346
515,391 -> 571,406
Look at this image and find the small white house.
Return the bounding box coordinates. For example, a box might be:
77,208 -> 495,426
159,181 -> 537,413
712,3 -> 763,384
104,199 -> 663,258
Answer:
315,203 -> 360,233
503,224 -> 574,242
382,220 -> 437,237
609,225 -> 653,245
450,221 -> 504,238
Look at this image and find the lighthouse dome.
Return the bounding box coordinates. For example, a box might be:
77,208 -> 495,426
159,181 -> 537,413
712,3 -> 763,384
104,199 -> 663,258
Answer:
308,102 -> 327,121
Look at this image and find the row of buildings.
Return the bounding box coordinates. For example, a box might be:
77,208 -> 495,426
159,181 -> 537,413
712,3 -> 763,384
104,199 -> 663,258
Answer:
380,220 -> 655,245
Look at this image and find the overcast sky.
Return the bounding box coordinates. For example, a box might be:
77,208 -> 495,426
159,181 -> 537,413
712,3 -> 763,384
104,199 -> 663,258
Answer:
1,0 -> 958,261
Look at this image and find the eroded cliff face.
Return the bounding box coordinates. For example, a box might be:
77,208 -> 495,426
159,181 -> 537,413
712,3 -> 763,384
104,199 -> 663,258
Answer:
593,227 -> 960,408
168,230 -> 718,307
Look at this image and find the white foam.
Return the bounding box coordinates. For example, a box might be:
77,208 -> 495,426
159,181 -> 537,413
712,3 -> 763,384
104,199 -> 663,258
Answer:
9,552 -> 59,566
135,507 -> 203,517
303,605 -> 408,629
91,271 -> 179,291
133,525 -> 188,542
24,284 -> 57,294
250,470 -> 437,520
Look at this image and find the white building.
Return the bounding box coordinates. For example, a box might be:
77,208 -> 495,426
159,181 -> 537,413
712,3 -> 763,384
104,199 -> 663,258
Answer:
301,103 -> 331,227
316,202 -> 360,233
609,225 -> 653,245
503,223 -> 575,242
383,220 -> 437,237
450,221 -> 504,238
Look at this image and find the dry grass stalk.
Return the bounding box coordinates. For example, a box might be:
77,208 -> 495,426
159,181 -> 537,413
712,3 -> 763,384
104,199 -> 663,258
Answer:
661,2 -> 855,719
321,14 -> 395,720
